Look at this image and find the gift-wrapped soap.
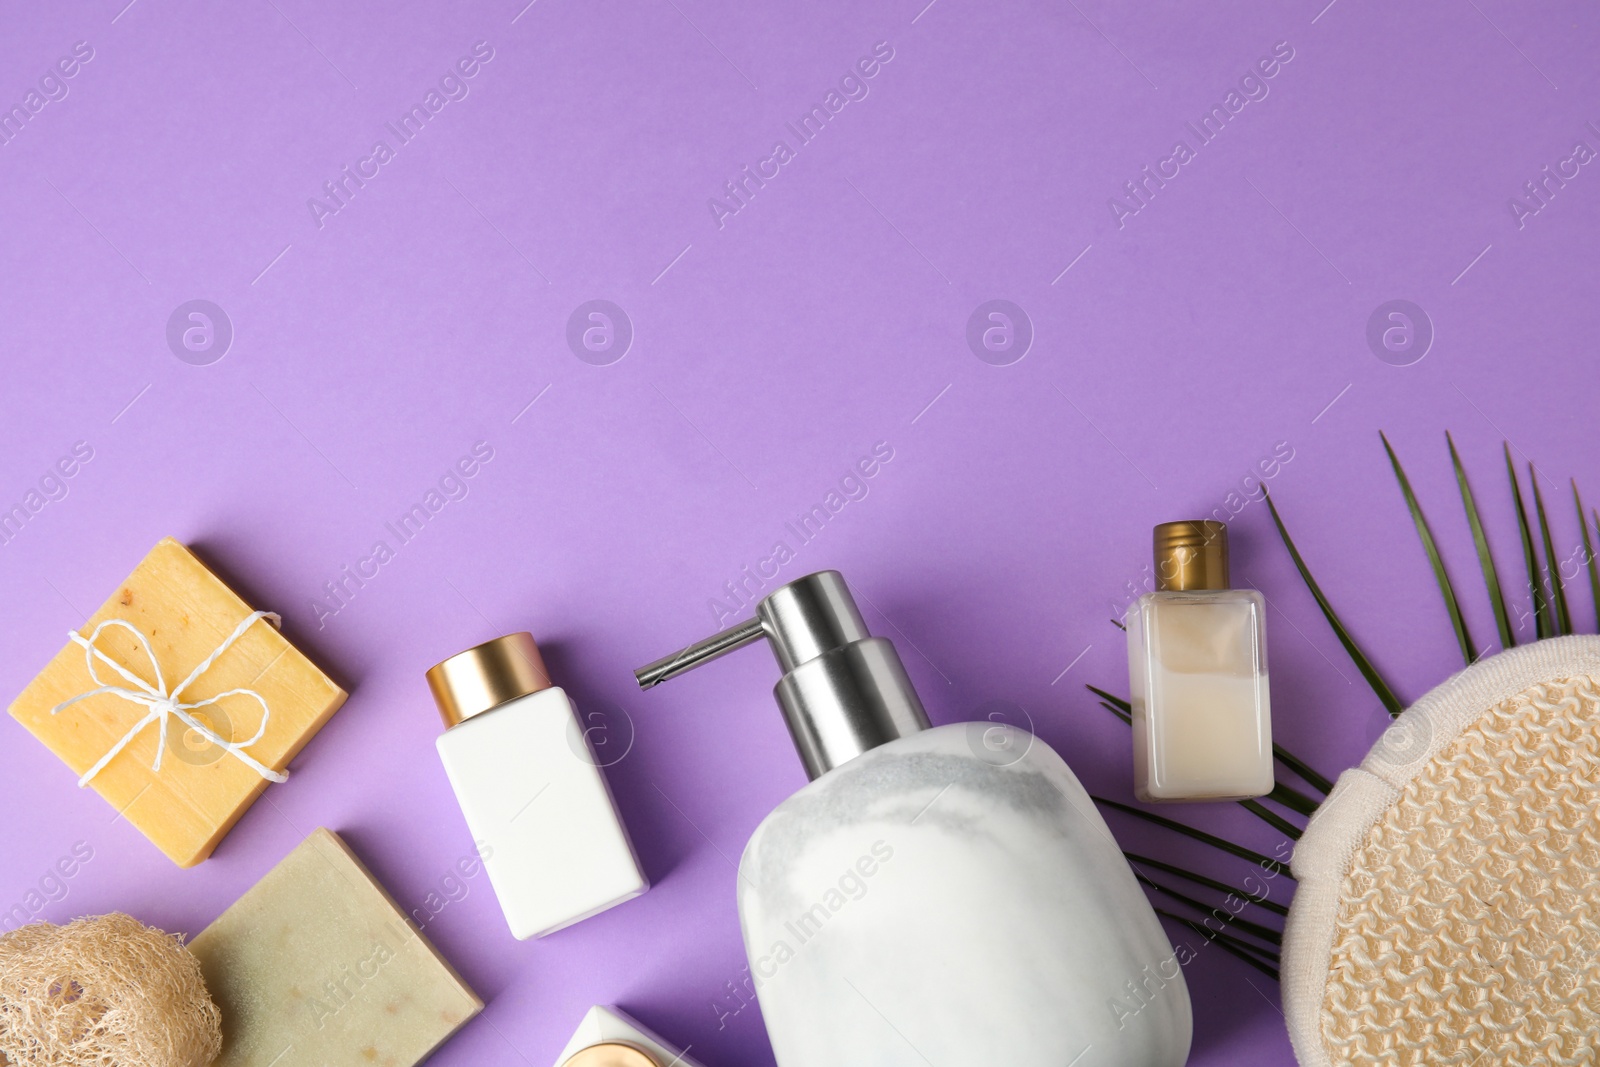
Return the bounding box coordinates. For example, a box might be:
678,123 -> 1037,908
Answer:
8,538 -> 346,867
188,828 -> 482,1067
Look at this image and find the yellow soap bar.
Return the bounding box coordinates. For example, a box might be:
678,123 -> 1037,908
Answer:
8,538 -> 346,867
188,829 -> 482,1067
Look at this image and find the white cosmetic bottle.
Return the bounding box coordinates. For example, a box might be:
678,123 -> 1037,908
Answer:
636,572 -> 1191,1067
552,1005 -> 706,1067
427,633 -> 647,939
1127,520 -> 1273,802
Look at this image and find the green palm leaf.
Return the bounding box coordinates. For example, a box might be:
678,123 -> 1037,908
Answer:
1239,799 -> 1302,840
1266,745 -> 1333,797
1156,910 -> 1281,979
1263,486 -> 1405,717
1449,432 -> 1513,650
1267,781 -> 1320,817
1099,700 -> 1132,723
1507,446 -> 1553,639
1531,466 -> 1572,635
1135,874 -> 1283,945
1382,432 -> 1475,664
1588,498 -> 1600,632
1093,796 -> 1292,876
1088,685 -> 1132,713
1123,851 -> 1290,916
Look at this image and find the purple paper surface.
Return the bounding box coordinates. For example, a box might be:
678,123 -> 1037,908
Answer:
2,1 -> 1598,1064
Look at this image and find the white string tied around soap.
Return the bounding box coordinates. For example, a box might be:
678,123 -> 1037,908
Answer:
51,610 -> 289,787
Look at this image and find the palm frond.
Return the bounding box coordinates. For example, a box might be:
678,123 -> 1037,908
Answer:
1263,486 -> 1404,716
1088,685 -> 1131,713
1578,485 -> 1600,632
1588,499 -> 1600,632
1123,851 -> 1290,916
1266,781 -> 1320,817
1382,432 -> 1475,664
1156,910 -> 1281,980
1507,446 -> 1553,639
1093,796 -> 1292,876
1098,700 -> 1132,725
1239,799 -> 1302,840
1449,432 -> 1514,650
1268,746 -> 1333,797
1531,466 -> 1572,635
1135,873 -> 1283,945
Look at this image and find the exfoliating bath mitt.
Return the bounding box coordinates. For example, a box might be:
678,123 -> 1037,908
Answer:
1283,635 -> 1600,1066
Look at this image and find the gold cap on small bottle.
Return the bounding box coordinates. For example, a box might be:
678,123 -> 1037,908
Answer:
426,633 -> 553,729
1153,520 -> 1229,592
561,1044 -> 660,1067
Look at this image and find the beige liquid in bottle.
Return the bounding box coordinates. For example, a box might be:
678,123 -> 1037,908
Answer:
1127,521 -> 1272,802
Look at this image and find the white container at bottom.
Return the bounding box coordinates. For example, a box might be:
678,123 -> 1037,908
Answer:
554,1006 -> 705,1067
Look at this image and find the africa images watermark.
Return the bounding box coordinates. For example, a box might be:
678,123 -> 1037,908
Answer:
0,41 -> 95,149
706,41 -> 897,230
406,841 -> 492,935
0,441 -> 96,551
1108,440 -> 1295,621
2,841 -> 96,931
309,440 -> 495,628
1506,118 -> 1600,230
306,41 -> 496,230
1109,41 -> 1297,230
305,915 -> 416,1031
707,440 -> 895,625
308,841 -> 490,1031
1110,839 -> 1293,1032
712,840 -> 896,1030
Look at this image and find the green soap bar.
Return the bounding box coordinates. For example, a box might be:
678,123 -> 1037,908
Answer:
189,829 -> 482,1067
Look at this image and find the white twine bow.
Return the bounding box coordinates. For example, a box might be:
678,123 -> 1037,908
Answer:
50,610 -> 289,787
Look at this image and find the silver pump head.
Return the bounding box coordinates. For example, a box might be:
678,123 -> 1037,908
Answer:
634,570 -> 931,780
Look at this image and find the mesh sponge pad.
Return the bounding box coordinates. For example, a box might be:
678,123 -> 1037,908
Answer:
1283,636 -> 1600,1066
0,913 -> 221,1067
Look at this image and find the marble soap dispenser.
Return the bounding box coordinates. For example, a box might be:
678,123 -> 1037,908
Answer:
636,571 -> 1192,1067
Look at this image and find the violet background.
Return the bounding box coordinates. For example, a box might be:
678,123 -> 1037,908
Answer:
2,1 -> 1598,1064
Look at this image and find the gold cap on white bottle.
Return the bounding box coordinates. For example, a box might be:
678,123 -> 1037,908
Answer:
425,632 -> 552,729
1153,520 -> 1229,591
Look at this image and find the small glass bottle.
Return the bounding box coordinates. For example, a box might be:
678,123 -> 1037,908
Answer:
1126,521 -> 1272,802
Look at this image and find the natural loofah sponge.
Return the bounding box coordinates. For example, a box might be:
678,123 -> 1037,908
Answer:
1284,636 -> 1600,1067
0,913 -> 221,1067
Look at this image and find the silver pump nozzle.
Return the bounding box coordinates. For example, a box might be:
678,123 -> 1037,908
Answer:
634,571 -> 931,780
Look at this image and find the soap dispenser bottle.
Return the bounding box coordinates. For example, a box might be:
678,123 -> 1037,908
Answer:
636,571 -> 1191,1067
1126,520 -> 1273,802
